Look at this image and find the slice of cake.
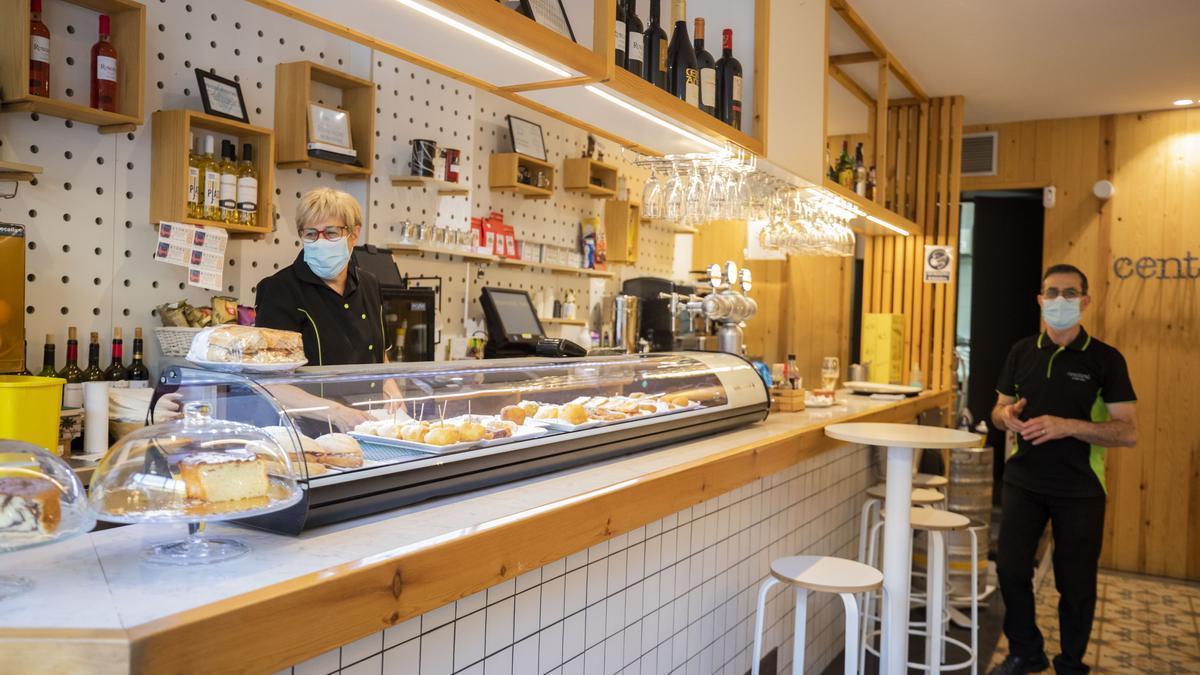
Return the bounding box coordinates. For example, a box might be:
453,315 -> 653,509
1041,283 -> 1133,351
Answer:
0,477 -> 62,534
178,453 -> 269,503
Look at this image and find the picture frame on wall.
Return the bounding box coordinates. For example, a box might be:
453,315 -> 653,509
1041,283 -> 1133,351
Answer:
517,0 -> 576,43
307,104 -> 354,151
507,115 -> 547,161
194,69 -> 249,123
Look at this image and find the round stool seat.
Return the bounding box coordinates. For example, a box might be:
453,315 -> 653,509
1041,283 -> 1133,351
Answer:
913,472 -> 949,489
866,484 -> 946,505
881,507 -> 970,531
770,555 -> 883,594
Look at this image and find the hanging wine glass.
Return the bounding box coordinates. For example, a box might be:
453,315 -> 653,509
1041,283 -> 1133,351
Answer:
664,165 -> 687,223
642,166 -> 663,220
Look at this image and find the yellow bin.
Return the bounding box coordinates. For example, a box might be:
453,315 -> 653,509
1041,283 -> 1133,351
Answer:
0,375 -> 65,453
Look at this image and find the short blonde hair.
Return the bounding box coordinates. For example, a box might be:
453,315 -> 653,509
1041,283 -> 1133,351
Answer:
295,188 -> 362,233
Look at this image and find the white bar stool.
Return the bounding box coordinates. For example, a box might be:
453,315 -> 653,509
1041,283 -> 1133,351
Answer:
825,423 -> 980,675
751,555 -> 883,675
857,485 -> 946,566
914,472 -> 949,491
861,507 -> 979,675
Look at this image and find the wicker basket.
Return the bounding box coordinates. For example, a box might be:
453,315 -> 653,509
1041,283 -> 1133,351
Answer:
154,326 -> 203,357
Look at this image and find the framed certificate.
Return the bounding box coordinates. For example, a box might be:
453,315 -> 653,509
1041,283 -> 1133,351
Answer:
194,69 -> 248,123
518,0 -> 576,42
506,115 -> 547,161
308,104 -> 354,150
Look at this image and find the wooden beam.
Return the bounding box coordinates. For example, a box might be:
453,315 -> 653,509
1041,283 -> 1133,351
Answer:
497,75 -> 594,93
828,63 -> 874,107
888,97 -> 923,108
830,0 -> 928,101
888,59 -> 928,101
874,57 -> 889,205
829,51 -> 878,66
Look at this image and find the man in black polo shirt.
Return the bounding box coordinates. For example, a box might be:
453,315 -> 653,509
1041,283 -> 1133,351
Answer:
988,264 -> 1138,675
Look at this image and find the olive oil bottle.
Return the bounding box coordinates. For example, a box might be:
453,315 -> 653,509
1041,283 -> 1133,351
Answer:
186,133 -> 203,219
201,135 -> 221,221
236,143 -> 258,228
217,140 -> 239,224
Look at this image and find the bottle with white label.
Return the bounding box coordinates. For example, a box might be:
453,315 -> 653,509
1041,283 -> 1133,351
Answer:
615,0 -> 627,68
186,133 -> 202,218
90,14 -> 119,112
666,0 -> 699,108
237,143 -> 259,228
716,29 -> 743,129
217,141 -> 239,223
29,0 -> 51,98
58,327 -> 85,408
693,18 -> 717,117
625,2 -> 644,76
201,135 -> 220,221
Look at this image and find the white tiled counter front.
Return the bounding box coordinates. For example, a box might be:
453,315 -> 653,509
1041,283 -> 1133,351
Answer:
0,391 -> 949,675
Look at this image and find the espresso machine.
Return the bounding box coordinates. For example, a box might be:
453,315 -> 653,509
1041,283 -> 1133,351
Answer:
659,262 -> 758,356
616,277 -> 706,352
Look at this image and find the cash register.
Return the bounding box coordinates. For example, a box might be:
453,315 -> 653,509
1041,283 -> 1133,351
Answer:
480,287 -> 587,358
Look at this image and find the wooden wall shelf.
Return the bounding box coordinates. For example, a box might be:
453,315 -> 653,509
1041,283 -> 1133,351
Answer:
390,175 -> 470,196
821,179 -> 922,237
0,0 -> 146,133
387,242 -> 497,263
150,109 -> 275,236
0,159 -> 42,182
604,200 -> 640,264
563,158 -> 618,197
489,153 -> 555,199
540,317 -> 585,327
497,258 -> 614,278
275,61 -> 375,180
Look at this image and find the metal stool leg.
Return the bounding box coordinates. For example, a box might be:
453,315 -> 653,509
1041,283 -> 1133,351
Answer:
858,497 -> 880,563
839,592 -> 862,675
753,577 -> 781,675
969,528 -> 979,675
926,530 -> 946,675
861,519 -> 885,674
792,587 -> 810,674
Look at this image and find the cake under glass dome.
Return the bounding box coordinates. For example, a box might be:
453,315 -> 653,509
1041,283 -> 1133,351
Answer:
88,401 -> 303,565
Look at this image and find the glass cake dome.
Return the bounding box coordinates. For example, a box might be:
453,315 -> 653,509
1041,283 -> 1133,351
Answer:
88,401 -> 302,565
0,441 -> 96,599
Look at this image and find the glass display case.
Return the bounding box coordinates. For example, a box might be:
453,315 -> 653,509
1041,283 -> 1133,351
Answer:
154,352 -> 769,534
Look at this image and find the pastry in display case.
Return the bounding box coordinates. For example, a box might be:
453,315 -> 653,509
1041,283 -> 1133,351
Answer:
152,351 -> 770,534
0,441 -> 96,599
87,401 -> 303,565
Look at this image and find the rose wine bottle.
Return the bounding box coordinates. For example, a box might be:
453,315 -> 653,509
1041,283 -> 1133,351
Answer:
90,14 -> 118,112
29,0 -> 51,97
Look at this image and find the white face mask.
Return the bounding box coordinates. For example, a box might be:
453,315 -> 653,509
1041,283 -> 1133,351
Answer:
1042,296 -> 1081,331
303,238 -> 351,280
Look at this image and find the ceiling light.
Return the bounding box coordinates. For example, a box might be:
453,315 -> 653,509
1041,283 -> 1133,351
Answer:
1173,99 -> 1194,106
396,0 -> 571,78
866,215 -> 910,236
585,85 -> 724,153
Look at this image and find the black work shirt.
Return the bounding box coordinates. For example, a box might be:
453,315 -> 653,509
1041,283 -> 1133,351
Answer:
996,328 -> 1136,497
255,252 -> 385,366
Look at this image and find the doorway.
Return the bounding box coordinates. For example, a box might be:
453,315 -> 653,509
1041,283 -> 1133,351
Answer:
956,190 -> 1044,500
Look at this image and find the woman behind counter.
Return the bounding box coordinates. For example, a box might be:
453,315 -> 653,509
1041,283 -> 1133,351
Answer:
255,188 -> 399,429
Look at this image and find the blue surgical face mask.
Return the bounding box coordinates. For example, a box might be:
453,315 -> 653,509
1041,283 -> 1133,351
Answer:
1042,296 -> 1081,331
303,238 -> 351,280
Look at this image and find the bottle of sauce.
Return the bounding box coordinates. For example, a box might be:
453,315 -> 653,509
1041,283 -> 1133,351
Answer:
90,14 -> 118,112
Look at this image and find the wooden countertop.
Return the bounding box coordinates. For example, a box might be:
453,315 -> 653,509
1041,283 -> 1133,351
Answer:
0,389 -> 951,674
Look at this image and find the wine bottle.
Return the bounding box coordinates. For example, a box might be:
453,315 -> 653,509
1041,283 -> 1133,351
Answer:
17,341 -> 32,376
59,326 -> 85,407
624,1 -> 644,76
854,143 -> 867,196
837,141 -> 854,189
187,133 -> 202,219
83,332 -> 104,382
36,335 -> 57,378
218,141 -> 239,223
643,0 -> 669,89
237,143 -> 259,227
866,166 -> 877,201
29,0 -> 51,98
715,29 -> 743,128
693,18 -> 716,116
615,0 -> 627,69
104,327 -> 127,383
127,328 -> 150,388
201,135 -> 220,221
666,0 -> 698,107
90,14 -> 118,112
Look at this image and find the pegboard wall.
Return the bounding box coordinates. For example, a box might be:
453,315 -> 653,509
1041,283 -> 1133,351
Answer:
0,0 -> 691,374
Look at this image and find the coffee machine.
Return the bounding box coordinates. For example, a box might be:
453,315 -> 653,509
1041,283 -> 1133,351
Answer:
620,277 -> 706,352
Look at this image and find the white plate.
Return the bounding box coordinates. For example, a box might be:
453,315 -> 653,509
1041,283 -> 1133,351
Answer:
442,416 -> 551,447
528,401 -> 701,431
186,357 -> 307,373
348,431 -> 479,455
843,381 -> 923,396
804,397 -> 837,408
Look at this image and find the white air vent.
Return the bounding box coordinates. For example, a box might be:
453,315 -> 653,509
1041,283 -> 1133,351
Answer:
961,132 -> 998,176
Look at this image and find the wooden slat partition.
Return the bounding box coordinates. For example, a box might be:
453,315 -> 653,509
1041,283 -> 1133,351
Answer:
851,96 -> 965,392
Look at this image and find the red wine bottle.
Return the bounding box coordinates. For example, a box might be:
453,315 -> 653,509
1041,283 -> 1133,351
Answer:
90,14 -> 118,112
127,327 -> 150,388
29,0 -> 51,97
694,18 -> 716,116
615,0 -> 627,68
666,0 -> 698,107
716,29 -> 743,128
104,327 -> 127,383
643,0 -> 669,89
624,0 -> 644,76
